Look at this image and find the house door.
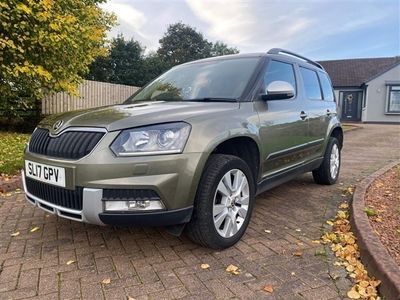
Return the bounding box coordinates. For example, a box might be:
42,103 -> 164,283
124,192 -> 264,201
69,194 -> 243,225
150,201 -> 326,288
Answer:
341,91 -> 362,121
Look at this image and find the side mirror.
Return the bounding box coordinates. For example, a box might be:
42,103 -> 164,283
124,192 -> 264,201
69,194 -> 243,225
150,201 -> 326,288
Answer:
261,81 -> 295,100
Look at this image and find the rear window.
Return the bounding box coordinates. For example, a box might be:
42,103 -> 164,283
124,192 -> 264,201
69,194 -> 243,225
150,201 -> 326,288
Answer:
300,67 -> 322,100
319,72 -> 334,101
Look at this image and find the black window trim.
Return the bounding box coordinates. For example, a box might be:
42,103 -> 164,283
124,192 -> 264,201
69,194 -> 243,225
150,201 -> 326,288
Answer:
386,84 -> 400,114
258,59 -> 298,101
318,71 -> 335,102
299,66 -> 323,100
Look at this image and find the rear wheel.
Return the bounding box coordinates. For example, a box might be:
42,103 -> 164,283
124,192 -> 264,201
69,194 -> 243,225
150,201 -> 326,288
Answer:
312,137 -> 341,185
186,154 -> 255,249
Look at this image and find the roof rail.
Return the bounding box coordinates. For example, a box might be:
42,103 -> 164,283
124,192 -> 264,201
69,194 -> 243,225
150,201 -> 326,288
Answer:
267,48 -> 324,70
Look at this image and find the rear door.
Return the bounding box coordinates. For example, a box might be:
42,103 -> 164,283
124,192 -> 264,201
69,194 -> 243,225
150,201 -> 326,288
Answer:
256,60 -> 309,178
299,67 -> 337,159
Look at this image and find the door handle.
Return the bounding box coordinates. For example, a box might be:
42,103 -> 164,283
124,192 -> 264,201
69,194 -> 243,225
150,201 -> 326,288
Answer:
300,111 -> 308,120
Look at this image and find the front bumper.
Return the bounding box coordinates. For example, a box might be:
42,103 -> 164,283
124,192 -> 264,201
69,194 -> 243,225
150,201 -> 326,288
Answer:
22,170 -> 193,226
22,127 -> 208,226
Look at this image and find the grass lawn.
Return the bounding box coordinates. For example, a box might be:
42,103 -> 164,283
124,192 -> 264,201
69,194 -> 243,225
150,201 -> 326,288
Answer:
0,132 -> 30,175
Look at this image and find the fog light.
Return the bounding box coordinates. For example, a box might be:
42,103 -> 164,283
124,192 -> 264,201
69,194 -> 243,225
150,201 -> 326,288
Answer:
104,200 -> 165,211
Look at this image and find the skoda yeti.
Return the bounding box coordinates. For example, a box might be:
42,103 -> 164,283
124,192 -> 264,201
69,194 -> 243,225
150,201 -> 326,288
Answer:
23,48 -> 343,249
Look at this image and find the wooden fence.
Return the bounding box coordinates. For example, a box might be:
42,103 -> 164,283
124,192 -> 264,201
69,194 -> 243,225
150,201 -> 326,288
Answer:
42,80 -> 139,115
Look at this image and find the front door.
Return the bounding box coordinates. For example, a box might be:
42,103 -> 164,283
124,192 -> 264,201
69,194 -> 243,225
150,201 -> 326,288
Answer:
341,91 -> 362,121
256,59 -> 309,178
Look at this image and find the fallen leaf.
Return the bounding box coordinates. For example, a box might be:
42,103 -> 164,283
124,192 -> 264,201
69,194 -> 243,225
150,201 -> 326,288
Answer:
311,240 -> 321,244
347,290 -> 361,299
295,228 -> 301,232
363,207 -> 377,217
263,285 -> 274,293
290,272 -> 295,275
326,220 -> 334,226
127,297 -> 135,300
264,229 -> 271,233
339,202 -> 349,209
101,278 -> 111,284
66,260 -> 75,265
11,232 -> 20,237
346,265 -> 355,272
315,249 -> 326,256
200,263 -> 210,269
226,264 -> 240,275
292,250 -> 302,257
30,226 -> 40,233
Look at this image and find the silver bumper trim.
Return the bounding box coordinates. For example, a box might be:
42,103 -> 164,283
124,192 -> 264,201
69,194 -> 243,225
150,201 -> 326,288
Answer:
22,170 -> 105,225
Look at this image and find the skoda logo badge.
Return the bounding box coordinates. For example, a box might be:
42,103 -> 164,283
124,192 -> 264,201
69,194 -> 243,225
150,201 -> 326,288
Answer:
53,120 -> 63,130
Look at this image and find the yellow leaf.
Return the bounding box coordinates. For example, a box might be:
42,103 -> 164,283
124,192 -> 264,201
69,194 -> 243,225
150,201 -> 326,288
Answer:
339,202 -> 349,209
11,232 -> 20,237
311,240 -> 321,244
346,265 -> 355,272
292,250 -> 302,257
127,297 -> 136,300
101,278 -> 111,284
226,264 -> 240,275
326,220 -> 334,226
200,263 -> 210,269
66,260 -> 75,265
263,285 -> 274,293
347,290 -> 361,299
30,226 -> 40,232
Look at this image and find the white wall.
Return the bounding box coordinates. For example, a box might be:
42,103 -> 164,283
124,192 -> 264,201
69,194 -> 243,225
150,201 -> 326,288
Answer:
364,64 -> 400,123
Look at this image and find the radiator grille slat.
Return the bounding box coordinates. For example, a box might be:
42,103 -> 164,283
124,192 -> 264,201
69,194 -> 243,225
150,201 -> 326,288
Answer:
25,177 -> 83,210
29,128 -> 104,159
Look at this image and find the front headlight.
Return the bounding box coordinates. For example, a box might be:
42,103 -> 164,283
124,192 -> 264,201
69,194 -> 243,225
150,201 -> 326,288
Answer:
110,122 -> 191,156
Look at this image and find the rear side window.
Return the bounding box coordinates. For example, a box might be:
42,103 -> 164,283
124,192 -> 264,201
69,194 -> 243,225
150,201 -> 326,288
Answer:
264,60 -> 296,94
319,72 -> 335,101
299,67 -> 322,100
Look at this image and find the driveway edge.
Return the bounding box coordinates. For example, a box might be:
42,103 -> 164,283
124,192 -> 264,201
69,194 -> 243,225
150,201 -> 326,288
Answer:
350,159 -> 400,300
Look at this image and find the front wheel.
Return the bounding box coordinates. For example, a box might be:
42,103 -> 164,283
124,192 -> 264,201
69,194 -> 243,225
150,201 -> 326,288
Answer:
186,154 -> 255,249
312,137 -> 341,185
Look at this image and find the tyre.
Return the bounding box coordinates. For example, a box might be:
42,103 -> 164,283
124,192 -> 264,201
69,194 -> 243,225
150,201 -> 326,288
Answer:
312,137 -> 341,185
186,154 -> 255,249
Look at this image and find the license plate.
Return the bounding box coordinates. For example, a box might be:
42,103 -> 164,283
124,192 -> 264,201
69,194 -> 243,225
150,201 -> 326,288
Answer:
25,160 -> 66,187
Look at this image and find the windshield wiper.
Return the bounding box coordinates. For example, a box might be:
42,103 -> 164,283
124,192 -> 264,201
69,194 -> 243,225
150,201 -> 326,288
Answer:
186,97 -> 238,102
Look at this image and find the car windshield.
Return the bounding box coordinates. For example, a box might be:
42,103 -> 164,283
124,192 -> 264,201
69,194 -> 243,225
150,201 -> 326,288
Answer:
125,57 -> 260,103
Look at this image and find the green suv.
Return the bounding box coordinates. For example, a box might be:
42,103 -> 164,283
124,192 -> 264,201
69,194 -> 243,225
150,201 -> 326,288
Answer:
23,48 -> 343,249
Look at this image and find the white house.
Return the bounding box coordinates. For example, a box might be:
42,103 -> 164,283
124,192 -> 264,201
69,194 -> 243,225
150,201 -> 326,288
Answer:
319,57 -> 400,123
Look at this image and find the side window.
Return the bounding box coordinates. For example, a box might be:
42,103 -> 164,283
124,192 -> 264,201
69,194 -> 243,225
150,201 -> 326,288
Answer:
264,60 -> 296,95
318,72 -> 335,101
299,67 -> 322,100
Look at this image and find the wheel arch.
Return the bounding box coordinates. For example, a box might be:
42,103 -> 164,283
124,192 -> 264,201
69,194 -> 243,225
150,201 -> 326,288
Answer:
209,136 -> 261,187
329,125 -> 344,150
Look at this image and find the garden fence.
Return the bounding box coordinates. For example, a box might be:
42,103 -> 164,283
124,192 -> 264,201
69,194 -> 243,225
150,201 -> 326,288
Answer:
42,80 -> 139,115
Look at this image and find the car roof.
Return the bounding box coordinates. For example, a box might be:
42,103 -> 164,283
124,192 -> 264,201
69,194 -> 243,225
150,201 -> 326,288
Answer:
181,49 -> 326,73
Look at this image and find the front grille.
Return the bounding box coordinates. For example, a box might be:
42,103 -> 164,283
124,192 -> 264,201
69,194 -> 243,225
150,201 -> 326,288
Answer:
25,177 -> 83,210
102,189 -> 160,201
29,128 -> 104,159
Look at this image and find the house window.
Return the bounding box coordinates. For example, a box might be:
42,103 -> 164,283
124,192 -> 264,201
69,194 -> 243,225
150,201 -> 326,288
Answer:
387,85 -> 400,113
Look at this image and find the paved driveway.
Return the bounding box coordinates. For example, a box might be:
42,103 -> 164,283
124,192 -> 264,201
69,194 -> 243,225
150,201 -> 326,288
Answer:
1,124 -> 399,300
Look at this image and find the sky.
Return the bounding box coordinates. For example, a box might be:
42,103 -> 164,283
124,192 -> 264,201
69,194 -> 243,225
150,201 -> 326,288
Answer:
101,0 -> 400,61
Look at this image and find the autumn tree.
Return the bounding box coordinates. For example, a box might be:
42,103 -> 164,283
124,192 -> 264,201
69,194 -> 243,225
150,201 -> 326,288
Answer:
0,0 -> 116,117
